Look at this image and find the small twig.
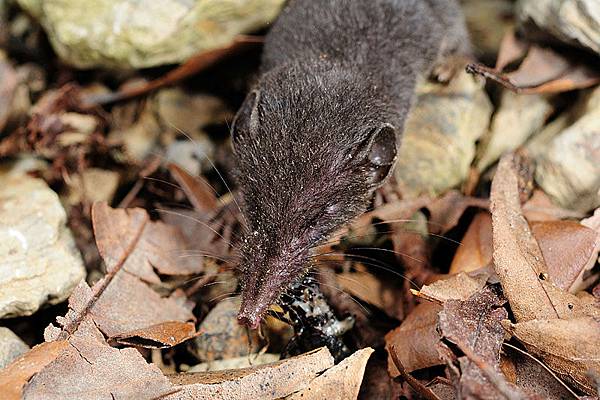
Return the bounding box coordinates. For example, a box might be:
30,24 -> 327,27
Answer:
388,345 -> 442,400
466,63 -> 521,93
81,35 -> 263,107
57,206 -> 148,340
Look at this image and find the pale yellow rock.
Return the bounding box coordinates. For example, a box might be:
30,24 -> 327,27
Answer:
476,90 -> 552,171
518,0 -> 600,55
529,86 -> 600,212
0,173 -> 85,318
17,0 -> 285,69
0,327 -> 29,369
394,71 -> 492,197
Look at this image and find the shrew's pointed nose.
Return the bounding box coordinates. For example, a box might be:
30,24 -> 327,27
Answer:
237,302 -> 265,329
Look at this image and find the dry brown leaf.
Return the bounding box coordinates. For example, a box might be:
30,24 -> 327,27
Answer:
504,318 -> 600,395
424,190 -> 489,235
24,321 -> 174,400
531,220 -> 599,292
164,347 -> 335,400
92,202 -> 148,273
286,347 -> 374,400
449,211 -> 493,274
90,271 -> 195,338
122,219 -> 204,284
111,321 -> 198,349
385,302 -> 443,375
0,341 -> 69,400
438,287 -> 529,400
415,267 -> 492,303
491,154 -> 561,322
502,344 -> 579,400
168,163 -> 218,213
467,42 -> 600,94
336,270 -> 405,320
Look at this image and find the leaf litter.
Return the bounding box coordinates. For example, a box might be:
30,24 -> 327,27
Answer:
2,2 -> 600,399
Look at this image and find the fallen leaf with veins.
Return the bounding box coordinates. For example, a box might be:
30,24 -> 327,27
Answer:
530,220 -> 599,293
121,218 -> 204,284
502,344 -> 579,400
0,341 -> 69,400
385,302 -> 443,375
286,347 -> 373,400
168,162 -> 218,213
110,321 -> 198,348
503,318 -> 600,395
491,154 -> 562,321
23,321 -> 175,400
467,31 -> 600,94
438,287 -> 513,399
449,211 -> 493,274
164,347 -> 335,400
90,272 -> 195,338
415,267 -> 493,303
45,202 -> 198,347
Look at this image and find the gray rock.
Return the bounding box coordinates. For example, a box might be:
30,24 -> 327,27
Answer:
518,0 -> 600,54
528,86 -> 600,213
394,70 -> 492,198
17,0 -> 285,69
0,172 -> 86,318
0,327 -> 29,369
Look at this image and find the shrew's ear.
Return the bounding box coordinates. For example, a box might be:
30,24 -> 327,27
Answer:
231,90 -> 261,152
364,123 -> 397,187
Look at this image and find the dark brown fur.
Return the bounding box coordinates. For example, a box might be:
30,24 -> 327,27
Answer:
233,0 -> 471,328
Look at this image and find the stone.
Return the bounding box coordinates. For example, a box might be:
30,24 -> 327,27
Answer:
528,86 -> 600,213
0,327 -> 30,369
17,0 -> 285,69
394,70 -> 493,198
0,173 -> 85,318
517,0 -> 600,55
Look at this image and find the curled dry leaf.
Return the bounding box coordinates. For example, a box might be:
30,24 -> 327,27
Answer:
111,321 -> 198,349
438,286 -> 516,400
164,347 -> 335,400
491,154 -> 561,321
503,318 -> 600,395
89,272 -> 195,338
530,220 -> 599,292
424,190 -> 489,235
502,343 -> 579,400
168,162 -> 218,213
0,341 -> 69,400
467,36 -> 600,94
385,302 -> 443,375
449,211 -> 493,274
24,321 -> 174,400
415,267 -> 492,304
47,202 -> 198,347
286,347 -> 374,400
122,219 -> 204,284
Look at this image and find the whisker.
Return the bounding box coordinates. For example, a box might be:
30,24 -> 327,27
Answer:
314,254 -> 421,290
155,208 -> 239,250
311,280 -> 371,317
166,121 -> 249,230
